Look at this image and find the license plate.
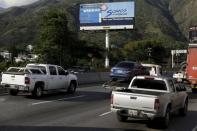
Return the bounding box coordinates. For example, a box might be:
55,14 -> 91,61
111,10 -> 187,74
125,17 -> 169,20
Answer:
19,86 -> 24,90
116,70 -> 123,73
128,110 -> 138,116
10,85 -> 17,89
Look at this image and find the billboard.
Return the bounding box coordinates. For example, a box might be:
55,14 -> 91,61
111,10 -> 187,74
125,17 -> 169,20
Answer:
79,1 -> 135,30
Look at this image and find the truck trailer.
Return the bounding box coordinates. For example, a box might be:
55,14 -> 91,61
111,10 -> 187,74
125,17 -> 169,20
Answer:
186,44 -> 197,92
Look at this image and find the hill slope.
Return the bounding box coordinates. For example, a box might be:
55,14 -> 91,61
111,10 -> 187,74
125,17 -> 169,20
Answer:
169,0 -> 197,35
0,7 -> 4,13
0,0 -> 195,48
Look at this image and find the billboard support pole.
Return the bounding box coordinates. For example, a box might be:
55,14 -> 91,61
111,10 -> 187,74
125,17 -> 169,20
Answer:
105,30 -> 110,68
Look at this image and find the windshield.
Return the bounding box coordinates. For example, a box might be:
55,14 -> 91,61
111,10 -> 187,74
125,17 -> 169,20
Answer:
131,79 -> 167,91
115,62 -> 134,68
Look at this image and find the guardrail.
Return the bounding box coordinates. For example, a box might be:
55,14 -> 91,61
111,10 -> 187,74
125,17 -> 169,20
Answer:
0,72 -> 110,94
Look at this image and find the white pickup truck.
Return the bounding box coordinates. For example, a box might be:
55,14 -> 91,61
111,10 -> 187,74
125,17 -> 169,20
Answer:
1,64 -> 78,97
111,76 -> 188,128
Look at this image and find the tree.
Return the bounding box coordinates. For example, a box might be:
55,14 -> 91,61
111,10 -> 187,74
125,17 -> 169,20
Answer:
35,8 -> 75,66
123,40 -> 167,64
8,44 -> 18,63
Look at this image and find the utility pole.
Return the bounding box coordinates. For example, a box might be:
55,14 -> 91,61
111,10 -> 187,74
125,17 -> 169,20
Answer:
148,48 -> 152,63
105,30 -> 110,68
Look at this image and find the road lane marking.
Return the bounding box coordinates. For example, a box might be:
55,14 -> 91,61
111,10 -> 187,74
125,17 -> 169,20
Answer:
31,95 -> 85,106
99,111 -> 112,117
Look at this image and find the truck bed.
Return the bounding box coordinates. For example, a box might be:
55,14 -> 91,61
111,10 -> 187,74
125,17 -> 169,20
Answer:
112,90 -> 159,112
1,73 -> 26,86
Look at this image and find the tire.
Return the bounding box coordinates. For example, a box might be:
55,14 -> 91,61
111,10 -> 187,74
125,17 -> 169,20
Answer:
67,82 -> 76,94
117,113 -> 128,122
32,86 -> 43,98
179,101 -> 188,116
9,89 -> 18,96
160,107 -> 170,128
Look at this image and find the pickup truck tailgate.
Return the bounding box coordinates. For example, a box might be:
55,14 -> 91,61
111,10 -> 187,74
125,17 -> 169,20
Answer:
112,92 -> 157,111
1,73 -> 25,86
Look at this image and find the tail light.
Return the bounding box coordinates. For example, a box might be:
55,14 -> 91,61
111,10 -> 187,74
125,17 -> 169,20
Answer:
154,99 -> 160,110
111,94 -> 114,104
25,77 -> 30,84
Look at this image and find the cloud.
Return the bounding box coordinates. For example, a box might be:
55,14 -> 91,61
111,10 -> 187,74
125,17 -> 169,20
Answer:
0,0 -> 39,8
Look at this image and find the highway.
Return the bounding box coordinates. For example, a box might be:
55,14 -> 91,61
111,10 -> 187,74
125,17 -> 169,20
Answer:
0,84 -> 197,131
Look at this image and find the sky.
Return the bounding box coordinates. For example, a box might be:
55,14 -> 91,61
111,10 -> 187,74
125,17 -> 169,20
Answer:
0,0 -> 39,8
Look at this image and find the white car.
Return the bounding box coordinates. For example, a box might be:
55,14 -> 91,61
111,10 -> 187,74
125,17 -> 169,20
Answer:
173,71 -> 186,82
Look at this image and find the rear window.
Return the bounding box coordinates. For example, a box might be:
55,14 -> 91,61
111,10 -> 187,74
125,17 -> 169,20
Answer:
131,79 -> 167,91
29,69 -> 42,74
27,66 -> 46,74
7,68 -> 20,72
116,62 -> 134,68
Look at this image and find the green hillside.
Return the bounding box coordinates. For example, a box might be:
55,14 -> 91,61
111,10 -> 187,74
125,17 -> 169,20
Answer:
0,7 -> 4,13
0,0 -> 195,48
169,0 -> 197,35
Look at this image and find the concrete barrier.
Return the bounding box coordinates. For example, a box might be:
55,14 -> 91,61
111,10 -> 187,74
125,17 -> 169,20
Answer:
76,72 -> 110,84
0,72 -> 110,94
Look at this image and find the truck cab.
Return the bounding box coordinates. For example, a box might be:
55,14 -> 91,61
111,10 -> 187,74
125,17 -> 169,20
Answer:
141,64 -> 162,76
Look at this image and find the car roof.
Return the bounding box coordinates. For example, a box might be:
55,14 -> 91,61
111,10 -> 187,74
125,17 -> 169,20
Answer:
134,75 -> 172,81
141,64 -> 161,68
118,61 -> 136,63
26,64 -> 58,67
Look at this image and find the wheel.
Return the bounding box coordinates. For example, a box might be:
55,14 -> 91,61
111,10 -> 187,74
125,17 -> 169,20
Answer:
179,101 -> 188,116
32,86 -> 43,98
160,107 -> 170,128
9,89 -> 18,96
67,82 -> 76,94
117,113 -> 128,122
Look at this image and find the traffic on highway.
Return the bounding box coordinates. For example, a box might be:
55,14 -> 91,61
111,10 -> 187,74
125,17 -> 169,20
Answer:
0,0 -> 197,131
0,80 -> 196,131
0,62 -> 196,131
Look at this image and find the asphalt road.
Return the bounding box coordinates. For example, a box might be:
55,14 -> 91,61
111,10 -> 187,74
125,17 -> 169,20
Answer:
0,85 -> 197,131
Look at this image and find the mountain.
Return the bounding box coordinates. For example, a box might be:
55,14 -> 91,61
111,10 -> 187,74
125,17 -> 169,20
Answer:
0,7 -> 4,12
0,0 -> 195,48
169,0 -> 197,35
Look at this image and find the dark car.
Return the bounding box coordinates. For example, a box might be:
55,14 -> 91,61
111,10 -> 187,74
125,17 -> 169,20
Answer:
110,61 -> 148,81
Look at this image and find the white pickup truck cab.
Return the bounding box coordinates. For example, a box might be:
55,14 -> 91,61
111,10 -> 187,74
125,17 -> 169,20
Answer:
1,64 -> 78,98
111,76 -> 188,128
142,64 -> 162,76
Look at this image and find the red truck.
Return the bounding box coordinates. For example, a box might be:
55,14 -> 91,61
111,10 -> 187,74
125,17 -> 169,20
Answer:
186,44 -> 197,92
